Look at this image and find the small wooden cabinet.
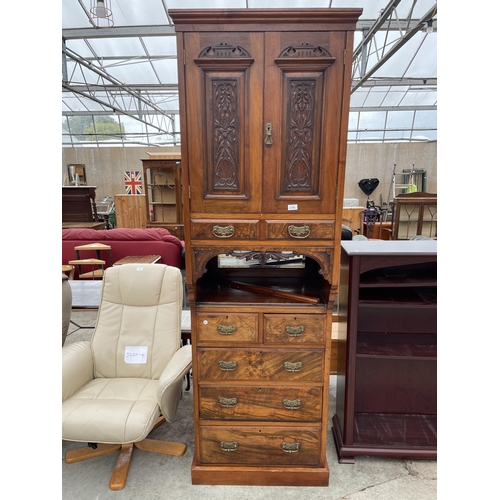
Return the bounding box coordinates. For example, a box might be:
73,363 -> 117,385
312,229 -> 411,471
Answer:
114,194 -> 147,228
62,186 -> 98,222
332,240 -> 437,463
171,8 -> 362,486
141,152 -> 184,240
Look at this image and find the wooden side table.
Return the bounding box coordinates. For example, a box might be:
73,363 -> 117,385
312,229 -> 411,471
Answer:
113,255 -> 161,265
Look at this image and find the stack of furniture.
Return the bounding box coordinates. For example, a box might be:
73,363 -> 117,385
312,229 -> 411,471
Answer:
332,240 -> 437,463
171,7 -> 362,486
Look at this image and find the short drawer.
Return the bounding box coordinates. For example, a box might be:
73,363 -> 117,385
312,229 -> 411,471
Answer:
265,220 -> 334,240
264,314 -> 325,344
191,219 -> 259,240
196,314 -> 258,344
198,349 -> 323,382
199,386 -> 322,421
199,426 -> 321,465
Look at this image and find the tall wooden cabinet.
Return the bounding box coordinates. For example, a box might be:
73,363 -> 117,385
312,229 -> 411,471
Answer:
332,240 -> 437,464
141,152 -> 184,240
171,8 -> 362,486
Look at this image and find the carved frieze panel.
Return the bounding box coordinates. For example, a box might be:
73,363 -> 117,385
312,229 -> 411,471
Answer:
198,43 -> 252,59
285,80 -> 316,191
212,79 -> 239,191
274,43 -> 336,200
191,246 -> 333,284
194,43 -> 254,200
281,76 -> 322,196
278,42 -> 332,59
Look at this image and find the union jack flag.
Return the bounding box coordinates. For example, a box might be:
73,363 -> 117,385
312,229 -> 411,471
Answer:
124,171 -> 143,194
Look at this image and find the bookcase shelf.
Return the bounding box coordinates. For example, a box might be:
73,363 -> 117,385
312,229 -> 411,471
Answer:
332,240 -> 437,464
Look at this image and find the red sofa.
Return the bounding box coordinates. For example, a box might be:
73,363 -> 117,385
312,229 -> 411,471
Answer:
62,228 -> 184,278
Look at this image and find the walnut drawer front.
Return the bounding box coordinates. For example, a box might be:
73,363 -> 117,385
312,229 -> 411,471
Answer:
198,349 -> 323,382
264,314 -> 325,344
265,220 -> 334,240
191,219 -> 259,240
196,314 -> 258,344
199,386 -> 322,421
199,427 -> 321,465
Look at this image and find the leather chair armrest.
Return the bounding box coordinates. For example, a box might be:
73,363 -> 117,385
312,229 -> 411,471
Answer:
62,341 -> 94,402
157,344 -> 192,422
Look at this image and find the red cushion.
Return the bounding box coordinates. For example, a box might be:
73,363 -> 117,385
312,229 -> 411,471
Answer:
62,228 -> 183,247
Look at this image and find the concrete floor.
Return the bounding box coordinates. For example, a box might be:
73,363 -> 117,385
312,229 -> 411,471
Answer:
62,310 -> 437,500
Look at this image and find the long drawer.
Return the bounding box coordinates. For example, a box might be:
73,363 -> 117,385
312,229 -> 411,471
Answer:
199,386 -> 322,421
198,349 -> 324,382
199,426 -> 322,465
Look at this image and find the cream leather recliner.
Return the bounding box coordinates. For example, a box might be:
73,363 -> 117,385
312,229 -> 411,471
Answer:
62,263 -> 192,490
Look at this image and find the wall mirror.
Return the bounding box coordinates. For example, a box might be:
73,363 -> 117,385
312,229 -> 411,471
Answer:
67,164 -> 87,185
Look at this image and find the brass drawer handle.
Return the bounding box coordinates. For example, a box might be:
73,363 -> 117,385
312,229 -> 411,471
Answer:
288,225 -> 310,238
218,360 -> 238,371
283,399 -> 302,410
220,441 -> 238,452
219,397 -> 238,408
264,122 -> 273,147
217,324 -> 237,335
212,225 -> 235,238
285,325 -> 305,337
284,361 -> 303,372
281,442 -> 300,453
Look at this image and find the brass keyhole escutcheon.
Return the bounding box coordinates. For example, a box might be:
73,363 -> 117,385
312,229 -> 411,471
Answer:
265,122 -> 273,147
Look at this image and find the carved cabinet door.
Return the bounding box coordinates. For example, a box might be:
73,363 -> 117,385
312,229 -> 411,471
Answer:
183,29 -> 347,217
262,31 -> 347,215
183,32 -> 264,215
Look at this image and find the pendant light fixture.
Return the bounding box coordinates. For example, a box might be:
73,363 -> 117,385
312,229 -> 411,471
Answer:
90,0 -> 114,27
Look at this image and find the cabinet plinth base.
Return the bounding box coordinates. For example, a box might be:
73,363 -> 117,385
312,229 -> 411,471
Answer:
191,462 -> 329,486
331,415 -> 437,464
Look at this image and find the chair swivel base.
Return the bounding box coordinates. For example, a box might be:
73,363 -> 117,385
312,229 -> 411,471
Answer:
64,417 -> 187,491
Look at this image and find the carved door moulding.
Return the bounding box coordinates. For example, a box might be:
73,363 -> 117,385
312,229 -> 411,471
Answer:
198,42 -> 252,58
279,42 -> 333,58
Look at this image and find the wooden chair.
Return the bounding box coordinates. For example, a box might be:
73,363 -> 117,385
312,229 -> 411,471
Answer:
69,243 -> 113,279
382,191 -> 437,240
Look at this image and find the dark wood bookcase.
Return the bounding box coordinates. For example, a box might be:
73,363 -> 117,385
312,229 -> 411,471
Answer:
332,240 -> 437,463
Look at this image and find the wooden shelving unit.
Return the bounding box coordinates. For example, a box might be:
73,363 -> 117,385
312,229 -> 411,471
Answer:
332,240 -> 437,463
141,152 -> 184,240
